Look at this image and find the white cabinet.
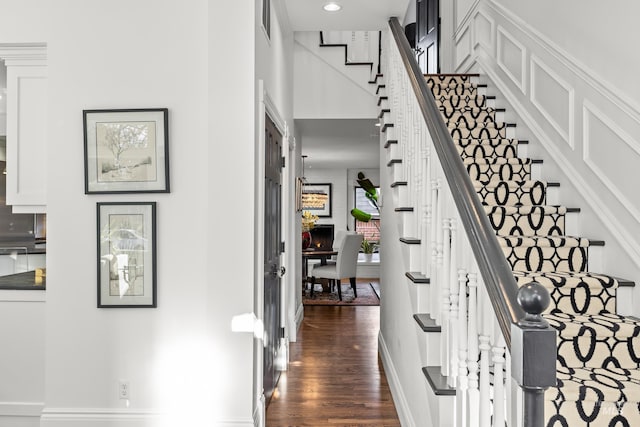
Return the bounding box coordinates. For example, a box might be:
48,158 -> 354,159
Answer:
0,44 -> 47,214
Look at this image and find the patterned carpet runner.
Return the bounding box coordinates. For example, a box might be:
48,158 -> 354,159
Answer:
427,74 -> 640,427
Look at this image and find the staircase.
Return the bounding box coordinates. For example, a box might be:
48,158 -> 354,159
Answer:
380,69 -> 640,426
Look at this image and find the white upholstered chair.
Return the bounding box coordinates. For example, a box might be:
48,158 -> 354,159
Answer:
309,233 -> 363,301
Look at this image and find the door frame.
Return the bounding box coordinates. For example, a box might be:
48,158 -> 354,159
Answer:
255,80 -> 293,423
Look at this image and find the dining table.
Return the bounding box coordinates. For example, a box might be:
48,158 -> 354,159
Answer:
301,248 -> 338,286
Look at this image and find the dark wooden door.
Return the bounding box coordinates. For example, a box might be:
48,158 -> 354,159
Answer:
264,114 -> 283,405
416,0 -> 439,73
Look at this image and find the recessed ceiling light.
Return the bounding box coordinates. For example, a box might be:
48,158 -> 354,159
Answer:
323,3 -> 342,12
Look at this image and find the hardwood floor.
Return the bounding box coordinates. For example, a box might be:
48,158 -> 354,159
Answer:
266,303 -> 401,426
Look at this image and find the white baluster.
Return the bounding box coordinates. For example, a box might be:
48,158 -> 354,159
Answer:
448,219 -> 459,389
429,180 -> 440,316
492,332 -> 506,427
477,281 -> 492,427
467,273 -> 479,427
457,269 -> 469,427
441,219 -> 451,377
421,144 -> 430,275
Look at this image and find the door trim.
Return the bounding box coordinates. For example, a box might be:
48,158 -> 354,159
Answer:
255,80 -> 291,426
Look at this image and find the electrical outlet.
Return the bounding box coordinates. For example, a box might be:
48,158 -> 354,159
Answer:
118,380 -> 130,400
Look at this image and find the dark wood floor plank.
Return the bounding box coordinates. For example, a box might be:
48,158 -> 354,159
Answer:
266,302 -> 400,426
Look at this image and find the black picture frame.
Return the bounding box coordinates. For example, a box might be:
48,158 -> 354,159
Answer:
84,108 -> 170,194
97,202 -> 157,308
302,183 -> 332,217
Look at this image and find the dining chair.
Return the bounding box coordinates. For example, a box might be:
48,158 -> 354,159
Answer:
309,233 -> 363,301
325,230 -> 350,266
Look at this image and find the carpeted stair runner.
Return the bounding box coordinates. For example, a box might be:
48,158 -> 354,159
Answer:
426,74 -> 640,426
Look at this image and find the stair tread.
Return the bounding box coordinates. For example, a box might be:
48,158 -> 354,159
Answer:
399,237 -> 421,245
474,179 -> 550,188
550,366 -> 640,403
498,235 -> 591,247
405,271 -> 430,283
546,311 -> 640,338
413,314 -> 441,332
422,366 -> 456,396
384,139 -> 398,148
485,205 -> 567,214
464,157 -> 532,165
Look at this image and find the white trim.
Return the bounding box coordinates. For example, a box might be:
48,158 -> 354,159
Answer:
453,0 -> 482,40
378,331 -> 416,427
0,401 -> 44,417
473,9 -> 494,54
0,44 -> 47,65
530,54 -> 575,148
487,0 -> 640,123
496,25 -> 526,94
40,408 -> 254,426
454,26 -> 472,71
583,100 -> 640,223
475,57 -> 640,271
253,394 -> 265,427
0,290 -> 45,302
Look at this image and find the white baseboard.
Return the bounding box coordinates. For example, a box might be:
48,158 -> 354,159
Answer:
378,331 -> 416,427
40,408 -> 255,427
0,402 -> 43,427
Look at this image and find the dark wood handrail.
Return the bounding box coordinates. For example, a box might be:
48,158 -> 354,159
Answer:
388,17 -> 524,348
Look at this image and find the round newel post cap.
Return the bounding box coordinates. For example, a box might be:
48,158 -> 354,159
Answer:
517,281 -> 551,328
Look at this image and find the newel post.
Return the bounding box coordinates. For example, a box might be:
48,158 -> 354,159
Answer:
511,282 -> 557,427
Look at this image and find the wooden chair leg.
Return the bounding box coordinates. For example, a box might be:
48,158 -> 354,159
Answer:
310,276 -> 316,298
337,279 -> 342,301
350,277 -> 357,298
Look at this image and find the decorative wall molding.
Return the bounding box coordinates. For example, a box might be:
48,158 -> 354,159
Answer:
454,26 -> 472,71
583,100 -> 640,223
475,56 -> 640,271
496,26 -> 526,94
473,10 -> 494,54
530,54 -> 575,148
487,0 -> 640,123
378,331 -> 416,427
0,401 -> 43,417
454,0 -> 482,40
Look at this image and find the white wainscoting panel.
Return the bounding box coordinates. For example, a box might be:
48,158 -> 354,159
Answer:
583,101 -> 640,223
455,26 -> 472,70
530,55 -> 574,148
473,10 -> 494,54
496,26 -> 526,94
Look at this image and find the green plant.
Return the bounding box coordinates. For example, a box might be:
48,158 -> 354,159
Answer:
361,238 -> 378,254
351,171 -> 380,223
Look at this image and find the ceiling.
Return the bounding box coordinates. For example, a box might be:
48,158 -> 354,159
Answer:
281,0 -> 410,170
297,118 -> 380,170
282,0 -> 410,31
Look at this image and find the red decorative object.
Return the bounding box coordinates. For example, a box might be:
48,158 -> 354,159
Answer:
302,231 -> 312,249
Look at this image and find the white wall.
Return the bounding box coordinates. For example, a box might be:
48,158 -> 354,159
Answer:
0,1 -> 283,426
293,32 -> 378,119
452,0 -> 640,305
255,0 -> 297,421
304,168 -> 380,233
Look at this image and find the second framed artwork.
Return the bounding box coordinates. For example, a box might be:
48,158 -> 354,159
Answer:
84,108 -> 170,194
302,183 -> 332,217
97,202 -> 157,308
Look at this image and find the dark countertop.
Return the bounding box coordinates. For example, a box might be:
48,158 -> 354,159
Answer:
0,271 -> 46,290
